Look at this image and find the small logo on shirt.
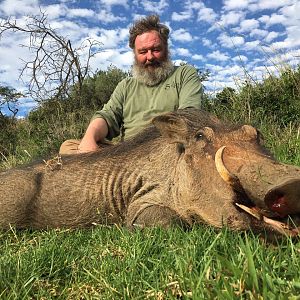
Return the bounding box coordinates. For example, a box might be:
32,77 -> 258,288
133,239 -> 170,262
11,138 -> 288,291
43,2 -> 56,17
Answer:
165,82 -> 182,90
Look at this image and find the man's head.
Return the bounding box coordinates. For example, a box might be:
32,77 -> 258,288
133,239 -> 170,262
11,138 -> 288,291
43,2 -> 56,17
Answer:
129,15 -> 174,86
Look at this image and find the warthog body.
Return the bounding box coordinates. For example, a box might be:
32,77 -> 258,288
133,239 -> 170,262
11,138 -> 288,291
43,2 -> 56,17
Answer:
1,108 -> 300,236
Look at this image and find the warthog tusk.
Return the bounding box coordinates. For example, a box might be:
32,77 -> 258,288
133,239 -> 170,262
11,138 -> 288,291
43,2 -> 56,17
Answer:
235,203 -> 262,220
215,146 -> 243,191
263,216 -> 300,237
236,203 -> 300,236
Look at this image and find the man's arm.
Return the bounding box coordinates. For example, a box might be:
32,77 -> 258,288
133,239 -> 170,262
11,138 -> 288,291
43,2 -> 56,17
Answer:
178,65 -> 203,109
78,79 -> 126,153
78,118 -> 108,153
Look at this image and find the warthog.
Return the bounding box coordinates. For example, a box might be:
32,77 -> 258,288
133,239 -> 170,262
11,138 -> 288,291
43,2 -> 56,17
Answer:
1,108 -> 300,236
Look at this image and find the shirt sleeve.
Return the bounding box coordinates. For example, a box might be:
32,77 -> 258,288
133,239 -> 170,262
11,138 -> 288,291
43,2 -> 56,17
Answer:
91,79 -> 126,140
178,65 -> 203,109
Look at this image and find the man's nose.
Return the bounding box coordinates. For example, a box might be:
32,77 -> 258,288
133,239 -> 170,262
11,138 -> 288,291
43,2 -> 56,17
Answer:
146,50 -> 154,61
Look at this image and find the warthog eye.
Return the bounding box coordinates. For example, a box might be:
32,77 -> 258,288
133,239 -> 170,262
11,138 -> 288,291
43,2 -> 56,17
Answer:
195,132 -> 204,141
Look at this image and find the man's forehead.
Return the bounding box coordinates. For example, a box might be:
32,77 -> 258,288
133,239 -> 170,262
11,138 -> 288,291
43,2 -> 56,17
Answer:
135,31 -> 163,49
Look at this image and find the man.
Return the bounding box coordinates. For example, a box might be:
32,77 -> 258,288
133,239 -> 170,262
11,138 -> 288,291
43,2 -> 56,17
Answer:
60,15 -> 203,154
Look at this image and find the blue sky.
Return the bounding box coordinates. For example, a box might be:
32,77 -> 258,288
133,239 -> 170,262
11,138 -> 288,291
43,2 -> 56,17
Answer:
0,0 -> 299,116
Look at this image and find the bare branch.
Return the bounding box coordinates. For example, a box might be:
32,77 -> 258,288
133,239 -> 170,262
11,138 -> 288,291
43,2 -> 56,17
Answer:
0,10 -> 103,102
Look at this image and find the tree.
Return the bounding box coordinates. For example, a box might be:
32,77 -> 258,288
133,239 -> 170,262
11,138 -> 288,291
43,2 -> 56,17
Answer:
0,11 -> 102,102
215,87 -> 236,105
0,86 -> 23,117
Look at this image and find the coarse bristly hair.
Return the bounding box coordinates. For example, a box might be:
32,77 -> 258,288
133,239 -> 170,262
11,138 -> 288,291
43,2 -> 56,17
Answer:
129,15 -> 170,49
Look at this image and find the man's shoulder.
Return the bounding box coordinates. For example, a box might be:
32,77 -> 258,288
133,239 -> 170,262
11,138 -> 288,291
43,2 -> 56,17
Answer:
117,76 -> 138,87
114,76 -> 137,93
173,64 -> 197,74
168,64 -> 198,81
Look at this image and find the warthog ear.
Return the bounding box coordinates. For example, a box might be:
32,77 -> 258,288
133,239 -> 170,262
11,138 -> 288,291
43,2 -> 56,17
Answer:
233,125 -> 257,141
152,113 -> 189,144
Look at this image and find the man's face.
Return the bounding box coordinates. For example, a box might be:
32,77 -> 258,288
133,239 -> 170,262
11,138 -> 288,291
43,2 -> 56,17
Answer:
134,30 -> 167,68
132,30 -> 173,86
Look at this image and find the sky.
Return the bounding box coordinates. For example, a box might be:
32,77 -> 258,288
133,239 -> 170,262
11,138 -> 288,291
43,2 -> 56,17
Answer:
0,0 -> 299,117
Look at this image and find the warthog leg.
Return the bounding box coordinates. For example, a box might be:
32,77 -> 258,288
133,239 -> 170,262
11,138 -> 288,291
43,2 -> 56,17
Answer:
126,202 -> 187,229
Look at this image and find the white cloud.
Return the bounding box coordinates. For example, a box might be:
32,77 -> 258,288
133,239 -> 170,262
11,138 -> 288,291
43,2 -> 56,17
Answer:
250,0 -> 294,11
279,2 -> 300,26
271,26 -> 300,50
192,54 -> 204,61
95,28 -> 129,49
91,49 -> 133,71
48,20 -> 91,41
173,59 -> 188,66
207,50 -> 229,62
140,0 -> 168,14
218,11 -> 245,27
205,64 -> 224,72
232,55 -> 248,62
67,8 -> 95,18
96,9 -> 127,23
265,31 -> 279,43
0,0 -> 39,16
259,13 -> 286,27
100,0 -> 129,8
223,0 -> 251,11
171,11 -> 192,21
217,33 -> 245,48
197,7 -> 218,24
18,98 -> 37,109
218,65 -> 244,77
172,29 -> 193,42
239,19 -> 260,32
202,38 -> 212,47
243,40 -> 261,50
177,48 -> 191,56
249,28 -> 268,38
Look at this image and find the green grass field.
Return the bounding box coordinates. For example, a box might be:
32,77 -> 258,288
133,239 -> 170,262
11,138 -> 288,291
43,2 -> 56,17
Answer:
1,226 -> 300,299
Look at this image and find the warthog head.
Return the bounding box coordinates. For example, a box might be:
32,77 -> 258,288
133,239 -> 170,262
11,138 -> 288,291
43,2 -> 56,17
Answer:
152,108 -> 300,236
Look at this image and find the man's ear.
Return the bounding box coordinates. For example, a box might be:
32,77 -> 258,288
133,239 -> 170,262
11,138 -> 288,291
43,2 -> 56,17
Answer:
152,113 -> 189,144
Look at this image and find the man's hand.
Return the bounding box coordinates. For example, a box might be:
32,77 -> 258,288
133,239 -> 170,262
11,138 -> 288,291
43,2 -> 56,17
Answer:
78,137 -> 99,153
78,118 -> 109,153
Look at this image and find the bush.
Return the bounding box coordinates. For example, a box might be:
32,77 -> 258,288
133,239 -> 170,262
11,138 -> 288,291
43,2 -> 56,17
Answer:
210,65 -> 300,126
0,115 -> 19,157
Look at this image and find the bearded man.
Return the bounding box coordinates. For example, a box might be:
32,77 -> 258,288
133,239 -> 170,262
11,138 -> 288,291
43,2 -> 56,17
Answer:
60,15 -> 203,154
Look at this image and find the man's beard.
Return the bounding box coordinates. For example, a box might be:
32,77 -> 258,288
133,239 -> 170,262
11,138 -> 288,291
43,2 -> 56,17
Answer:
132,56 -> 174,86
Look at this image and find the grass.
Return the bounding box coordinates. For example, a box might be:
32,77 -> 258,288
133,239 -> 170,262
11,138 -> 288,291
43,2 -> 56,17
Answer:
1,226 -> 300,299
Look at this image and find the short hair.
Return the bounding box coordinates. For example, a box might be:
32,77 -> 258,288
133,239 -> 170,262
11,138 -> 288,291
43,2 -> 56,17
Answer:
129,15 -> 170,49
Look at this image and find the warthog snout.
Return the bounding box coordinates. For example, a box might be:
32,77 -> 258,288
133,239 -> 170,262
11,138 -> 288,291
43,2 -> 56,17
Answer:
215,145 -> 300,236
265,178 -> 300,217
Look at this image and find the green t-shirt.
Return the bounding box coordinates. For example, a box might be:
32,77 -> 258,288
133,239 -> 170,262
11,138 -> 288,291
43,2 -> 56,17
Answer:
92,65 -> 203,140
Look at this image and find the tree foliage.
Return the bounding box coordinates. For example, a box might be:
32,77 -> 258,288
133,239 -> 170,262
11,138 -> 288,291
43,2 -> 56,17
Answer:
210,65 -> 300,126
0,86 -> 23,117
238,66 -> 300,124
215,87 -> 236,105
